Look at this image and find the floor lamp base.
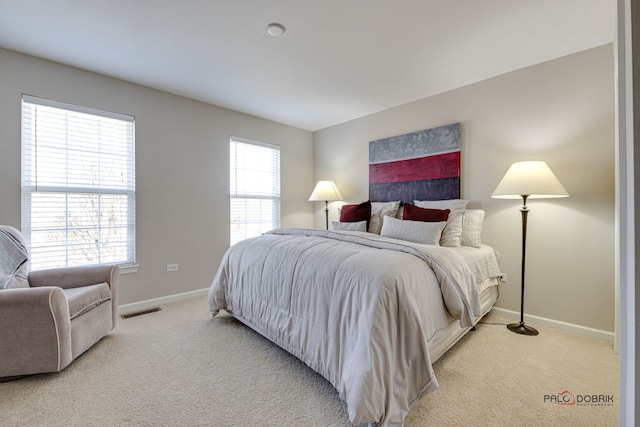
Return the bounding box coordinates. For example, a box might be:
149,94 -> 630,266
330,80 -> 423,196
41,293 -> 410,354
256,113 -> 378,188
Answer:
507,322 -> 539,336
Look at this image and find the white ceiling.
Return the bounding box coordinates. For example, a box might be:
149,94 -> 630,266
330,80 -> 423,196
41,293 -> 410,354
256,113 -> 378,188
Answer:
0,0 -> 615,131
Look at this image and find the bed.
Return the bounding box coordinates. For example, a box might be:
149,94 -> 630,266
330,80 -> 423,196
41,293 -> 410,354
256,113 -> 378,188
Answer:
208,124 -> 502,426
208,202 -> 502,426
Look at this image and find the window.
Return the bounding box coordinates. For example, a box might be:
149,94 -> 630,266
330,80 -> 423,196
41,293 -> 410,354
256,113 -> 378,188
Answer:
230,137 -> 280,246
21,95 -> 136,270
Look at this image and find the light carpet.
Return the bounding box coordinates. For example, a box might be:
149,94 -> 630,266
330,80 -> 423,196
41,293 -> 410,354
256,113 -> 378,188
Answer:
1,296 -> 618,426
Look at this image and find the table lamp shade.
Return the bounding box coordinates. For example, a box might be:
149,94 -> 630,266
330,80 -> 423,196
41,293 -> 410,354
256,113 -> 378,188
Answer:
492,161 -> 569,200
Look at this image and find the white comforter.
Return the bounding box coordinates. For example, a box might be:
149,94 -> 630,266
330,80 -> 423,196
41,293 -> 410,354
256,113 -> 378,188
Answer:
209,228 -> 484,426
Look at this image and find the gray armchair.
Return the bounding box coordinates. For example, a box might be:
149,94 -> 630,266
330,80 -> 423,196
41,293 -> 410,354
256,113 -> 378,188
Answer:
0,225 -> 119,378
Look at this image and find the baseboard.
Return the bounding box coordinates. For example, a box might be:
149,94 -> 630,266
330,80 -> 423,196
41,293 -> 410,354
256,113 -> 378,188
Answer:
118,288 -> 209,316
490,307 -> 615,342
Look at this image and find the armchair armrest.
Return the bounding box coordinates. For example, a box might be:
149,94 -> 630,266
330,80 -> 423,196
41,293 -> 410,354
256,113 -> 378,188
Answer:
28,264 -> 119,290
28,264 -> 120,327
0,287 -> 73,377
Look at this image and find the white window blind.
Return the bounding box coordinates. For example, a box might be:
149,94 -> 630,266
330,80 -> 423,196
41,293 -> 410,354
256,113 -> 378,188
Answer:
21,95 -> 136,270
230,137 -> 280,246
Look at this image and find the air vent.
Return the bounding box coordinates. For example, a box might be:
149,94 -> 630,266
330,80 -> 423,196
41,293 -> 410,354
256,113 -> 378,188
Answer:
121,307 -> 161,319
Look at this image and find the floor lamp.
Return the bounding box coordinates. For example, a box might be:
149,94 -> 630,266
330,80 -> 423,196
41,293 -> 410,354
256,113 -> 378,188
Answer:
309,181 -> 343,230
491,161 -> 569,336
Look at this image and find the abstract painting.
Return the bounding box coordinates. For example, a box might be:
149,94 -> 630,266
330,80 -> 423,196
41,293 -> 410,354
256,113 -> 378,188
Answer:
369,123 -> 460,204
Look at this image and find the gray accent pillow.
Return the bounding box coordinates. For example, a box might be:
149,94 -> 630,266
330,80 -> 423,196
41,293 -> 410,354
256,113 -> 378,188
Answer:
332,220 -> 367,232
380,216 -> 446,245
0,226 -> 29,290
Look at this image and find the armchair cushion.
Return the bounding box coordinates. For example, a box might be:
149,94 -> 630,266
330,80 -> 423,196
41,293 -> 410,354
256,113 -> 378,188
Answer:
63,282 -> 111,320
0,226 -> 28,290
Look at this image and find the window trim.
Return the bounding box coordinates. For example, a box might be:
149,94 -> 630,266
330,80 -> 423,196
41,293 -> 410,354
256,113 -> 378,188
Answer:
21,94 -> 136,271
229,136 -> 281,246
22,94 -> 133,122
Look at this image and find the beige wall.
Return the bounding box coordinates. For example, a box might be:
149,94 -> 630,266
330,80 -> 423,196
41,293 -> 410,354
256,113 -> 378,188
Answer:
313,45 -> 616,332
0,44 -> 616,331
0,48 -> 314,305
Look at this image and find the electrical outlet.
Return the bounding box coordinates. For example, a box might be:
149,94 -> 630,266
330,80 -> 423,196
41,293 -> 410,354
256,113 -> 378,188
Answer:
166,264 -> 179,272
500,273 -> 507,282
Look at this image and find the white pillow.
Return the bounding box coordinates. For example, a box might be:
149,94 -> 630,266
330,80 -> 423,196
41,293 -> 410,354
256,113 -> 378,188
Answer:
369,201 -> 401,234
461,210 -> 485,248
413,199 -> 469,210
413,199 -> 469,247
332,220 -> 367,232
380,216 -> 446,245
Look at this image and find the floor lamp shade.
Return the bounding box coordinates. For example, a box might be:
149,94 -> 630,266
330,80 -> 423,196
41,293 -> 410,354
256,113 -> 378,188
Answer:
492,161 -> 568,336
309,181 -> 343,230
492,161 -> 569,200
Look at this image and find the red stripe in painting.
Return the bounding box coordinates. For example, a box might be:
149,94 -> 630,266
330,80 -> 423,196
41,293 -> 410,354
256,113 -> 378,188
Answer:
369,151 -> 460,184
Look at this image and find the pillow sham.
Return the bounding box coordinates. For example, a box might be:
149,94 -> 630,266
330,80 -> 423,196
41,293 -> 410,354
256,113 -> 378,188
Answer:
332,220 -> 367,232
402,204 -> 450,222
413,200 -> 468,247
461,209 -> 485,248
380,215 -> 446,245
369,201 -> 401,234
395,204 -> 404,219
340,201 -> 372,230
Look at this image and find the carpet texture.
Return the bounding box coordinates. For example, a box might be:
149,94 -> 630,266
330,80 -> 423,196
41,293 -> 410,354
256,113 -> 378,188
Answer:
1,296 -> 618,426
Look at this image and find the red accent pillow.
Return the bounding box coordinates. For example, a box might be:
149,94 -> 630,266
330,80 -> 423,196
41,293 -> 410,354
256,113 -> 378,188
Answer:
402,204 -> 450,222
340,201 -> 372,230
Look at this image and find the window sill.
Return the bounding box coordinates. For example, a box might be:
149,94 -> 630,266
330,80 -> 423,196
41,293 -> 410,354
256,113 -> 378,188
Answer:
119,264 -> 139,275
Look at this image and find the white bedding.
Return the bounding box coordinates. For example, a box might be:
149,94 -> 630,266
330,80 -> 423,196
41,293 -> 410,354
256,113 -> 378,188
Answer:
209,228 -> 500,426
451,244 -> 502,293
